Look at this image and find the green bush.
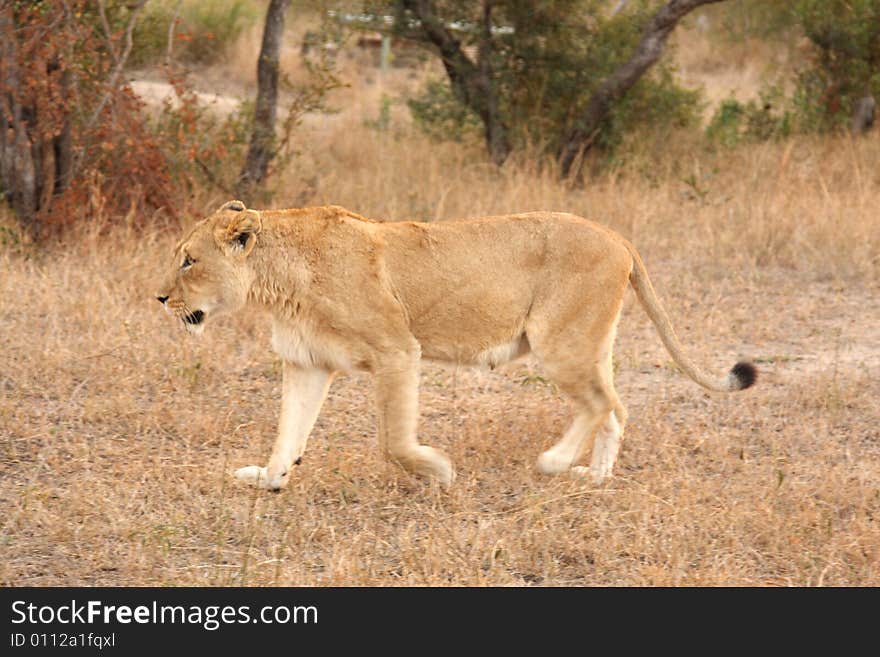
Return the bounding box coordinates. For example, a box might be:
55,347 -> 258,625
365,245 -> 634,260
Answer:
407,0 -> 703,159
132,0 -> 259,67
408,79 -> 483,142
791,0 -> 880,131
595,63 -> 702,154
706,1 -> 879,140
706,87 -> 792,146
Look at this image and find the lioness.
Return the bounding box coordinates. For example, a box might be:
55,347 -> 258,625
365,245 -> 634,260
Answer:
156,200 -> 756,489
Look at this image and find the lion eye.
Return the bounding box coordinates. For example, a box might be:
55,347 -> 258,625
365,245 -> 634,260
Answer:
181,254 -> 195,270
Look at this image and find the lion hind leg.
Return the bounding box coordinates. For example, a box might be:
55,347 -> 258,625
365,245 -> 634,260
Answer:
531,309 -> 624,482
571,410 -> 623,484
536,373 -> 618,478
573,355 -> 627,484
537,409 -> 605,475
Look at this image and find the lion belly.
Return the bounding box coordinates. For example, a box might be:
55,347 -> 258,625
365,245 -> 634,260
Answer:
421,334 -> 531,369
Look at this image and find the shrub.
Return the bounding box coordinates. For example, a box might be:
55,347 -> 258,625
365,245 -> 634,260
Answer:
132,0 -> 259,67
791,0 -> 879,131
706,87 -> 792,146
0,1 -> 176,236
145,73 -> 253,200
408,79 -> 483,142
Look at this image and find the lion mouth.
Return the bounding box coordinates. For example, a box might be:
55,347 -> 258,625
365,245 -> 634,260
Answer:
183,310 -> 205,326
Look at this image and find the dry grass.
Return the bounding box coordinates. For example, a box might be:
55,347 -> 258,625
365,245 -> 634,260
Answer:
1,23 -> 879,587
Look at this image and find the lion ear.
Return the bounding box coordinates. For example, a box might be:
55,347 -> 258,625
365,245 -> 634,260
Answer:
216,208 -> 262,256
219,199 -> 246,213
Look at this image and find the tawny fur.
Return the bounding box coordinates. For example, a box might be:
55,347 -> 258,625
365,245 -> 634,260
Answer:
156,201 -> 756,490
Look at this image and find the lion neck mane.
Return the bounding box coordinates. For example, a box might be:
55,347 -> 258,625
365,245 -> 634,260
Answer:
243,205 -> 376,321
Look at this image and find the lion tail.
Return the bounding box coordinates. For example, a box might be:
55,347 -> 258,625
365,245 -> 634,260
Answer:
625,241 -> 757,393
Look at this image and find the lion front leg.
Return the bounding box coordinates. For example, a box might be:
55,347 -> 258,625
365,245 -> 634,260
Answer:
374,351 -> 455,486
235,363 -> 334,490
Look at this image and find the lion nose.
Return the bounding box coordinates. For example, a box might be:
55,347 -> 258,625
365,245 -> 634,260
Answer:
156,295 -> 169,304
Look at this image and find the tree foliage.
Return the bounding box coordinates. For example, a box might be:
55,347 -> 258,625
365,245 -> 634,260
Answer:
704,0 -> 879,141
0,1 -> 176,236
500,1 -> 702,154
385,0 -> 709,172
793,0 -> 879,131
0,0 -> 340,236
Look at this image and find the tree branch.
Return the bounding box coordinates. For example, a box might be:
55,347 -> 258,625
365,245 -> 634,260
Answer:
96,0 -> 119,64
86,0 -> 149,131
165,0 -> 182,66
402,0 -> 479,106
558,0 -> 726,178
403,0 -> 510,164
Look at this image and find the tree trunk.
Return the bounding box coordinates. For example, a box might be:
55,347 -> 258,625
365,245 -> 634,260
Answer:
0,7 -> 36,231
403,0 -> 511,166
852,94 -> 875,134
238,0 -> 289,195
557,0 -> 726,178
54,67 -> 73,196
477,1 -> 510,165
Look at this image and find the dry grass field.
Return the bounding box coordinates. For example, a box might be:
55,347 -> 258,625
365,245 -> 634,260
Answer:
1,19 -> 879,587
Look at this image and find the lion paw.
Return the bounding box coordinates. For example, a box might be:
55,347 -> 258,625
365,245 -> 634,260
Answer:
414,445 -> 456,487
571,465 -> 612,485
234,465 -> 285,490
391,445 -> 456,487
536,449 -> 574,475
432,453 -> 456,487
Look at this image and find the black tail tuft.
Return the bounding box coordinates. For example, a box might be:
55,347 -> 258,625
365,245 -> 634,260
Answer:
730,361 -> 758,390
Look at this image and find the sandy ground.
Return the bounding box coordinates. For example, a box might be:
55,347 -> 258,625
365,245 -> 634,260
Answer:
1,248 -> 877,585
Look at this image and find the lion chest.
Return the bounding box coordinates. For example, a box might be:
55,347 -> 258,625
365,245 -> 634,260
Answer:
271,319 -> 353,371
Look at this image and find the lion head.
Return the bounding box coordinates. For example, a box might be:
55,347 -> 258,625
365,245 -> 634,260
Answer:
155,200 -> 262,335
